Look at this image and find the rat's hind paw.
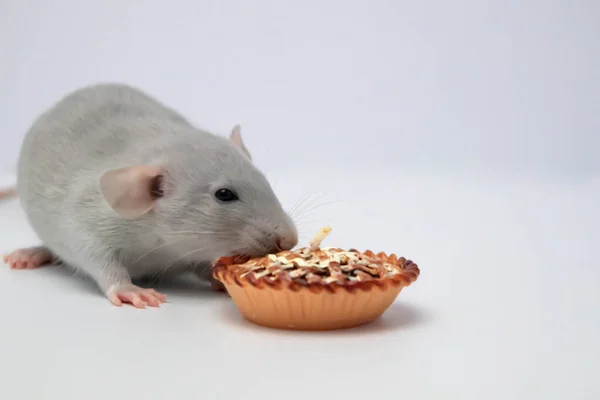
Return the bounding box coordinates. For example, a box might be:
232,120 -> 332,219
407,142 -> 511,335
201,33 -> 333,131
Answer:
107,284 -> 167,309
2,246 -> 55,269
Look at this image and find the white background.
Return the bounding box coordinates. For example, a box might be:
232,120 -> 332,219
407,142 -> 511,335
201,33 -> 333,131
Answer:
1,1 -> 599,399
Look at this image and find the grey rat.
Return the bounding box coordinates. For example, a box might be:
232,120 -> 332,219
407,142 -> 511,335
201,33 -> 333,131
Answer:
2,83 -> 298,308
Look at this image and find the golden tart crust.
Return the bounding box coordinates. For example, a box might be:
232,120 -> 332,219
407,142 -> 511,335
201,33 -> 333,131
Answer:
213,248 -> 419,293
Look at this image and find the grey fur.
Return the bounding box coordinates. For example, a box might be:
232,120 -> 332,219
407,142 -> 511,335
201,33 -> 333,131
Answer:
16,83 -> 297,295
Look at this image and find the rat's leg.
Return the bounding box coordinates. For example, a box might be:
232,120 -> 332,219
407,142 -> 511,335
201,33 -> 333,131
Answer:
74,253 -> 167,308
60,217 -> 167,308
2,246 -> 56,269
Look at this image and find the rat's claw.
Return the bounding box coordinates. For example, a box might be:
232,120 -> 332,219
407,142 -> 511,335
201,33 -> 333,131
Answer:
138,291 -> 159,307
130,294 -> 147,309
107,284 -> 167,309
141,290 -> 166,305
145,288 -> 167,302
109,294 -> 123,307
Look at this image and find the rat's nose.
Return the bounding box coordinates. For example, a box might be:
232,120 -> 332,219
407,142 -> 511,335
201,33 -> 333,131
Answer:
276,233 -> 298,251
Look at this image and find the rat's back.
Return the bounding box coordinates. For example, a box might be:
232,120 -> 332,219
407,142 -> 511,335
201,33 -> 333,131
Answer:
16,83 -> 193,245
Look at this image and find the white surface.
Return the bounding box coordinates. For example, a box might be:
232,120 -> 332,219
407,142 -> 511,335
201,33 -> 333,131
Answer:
1,1 -> 599,399
1,167 -> 599,399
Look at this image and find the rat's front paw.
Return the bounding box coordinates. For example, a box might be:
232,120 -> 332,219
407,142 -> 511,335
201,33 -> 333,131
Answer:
107,284 -> 167,308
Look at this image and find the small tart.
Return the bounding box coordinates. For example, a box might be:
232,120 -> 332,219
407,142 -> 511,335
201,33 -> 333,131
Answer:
213,226 -> 420,330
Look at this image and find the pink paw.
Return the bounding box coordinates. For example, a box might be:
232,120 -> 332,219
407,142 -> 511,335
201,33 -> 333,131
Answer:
107,284 -> 167,309
2,246 -> 54,269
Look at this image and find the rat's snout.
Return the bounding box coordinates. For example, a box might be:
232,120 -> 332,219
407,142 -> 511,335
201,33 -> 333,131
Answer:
276,232 -> 298,251
275,221 -> 298,251
245,213 -> 298,255
281,214 -> 299,250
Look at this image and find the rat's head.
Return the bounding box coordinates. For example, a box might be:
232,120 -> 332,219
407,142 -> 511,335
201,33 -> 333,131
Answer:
99,125 -> 298,260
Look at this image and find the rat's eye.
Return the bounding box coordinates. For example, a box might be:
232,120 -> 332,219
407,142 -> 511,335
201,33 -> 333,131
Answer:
214,188 -> 239,202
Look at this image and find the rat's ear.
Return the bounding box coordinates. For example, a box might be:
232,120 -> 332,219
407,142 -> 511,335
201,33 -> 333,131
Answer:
229,124 -> 252,161
99,165 -> 165,219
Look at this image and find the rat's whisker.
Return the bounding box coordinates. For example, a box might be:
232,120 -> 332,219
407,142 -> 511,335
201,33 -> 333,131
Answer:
292,199 -> 341,220
126,230 -> 195,242
290,194 -> 322,217
131,237 -> 189,265
149,247 -> 209,284
289,196 -> 331,220
294,195 -> 336,213
295,222 -> 327,230
165,230 -> 221,237
287,193 -> 309,215
288,192 -> 321,217
137,230 -> 232,247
